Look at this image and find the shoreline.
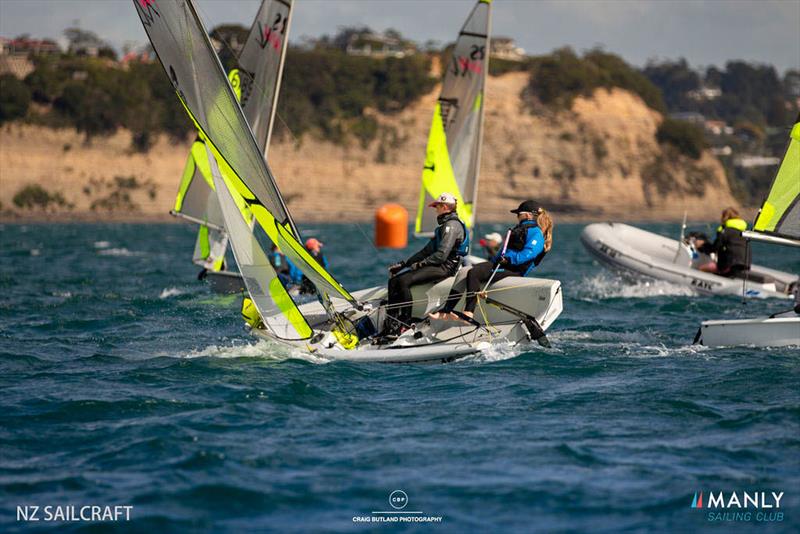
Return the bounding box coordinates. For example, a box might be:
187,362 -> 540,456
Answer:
0,210 -> 754,225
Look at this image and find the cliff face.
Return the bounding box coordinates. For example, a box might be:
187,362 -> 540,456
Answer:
0,71 -> 738,222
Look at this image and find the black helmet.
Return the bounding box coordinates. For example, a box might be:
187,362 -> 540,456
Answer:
510,200 -> 541,214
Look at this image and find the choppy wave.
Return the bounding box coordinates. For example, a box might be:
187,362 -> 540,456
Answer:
3,222 -> 799,532
159,287 -> 186,299
577,273 -> 696,299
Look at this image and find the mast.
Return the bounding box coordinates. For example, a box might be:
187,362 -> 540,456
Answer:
265,0 -> 292,155
469,0 -> 492,230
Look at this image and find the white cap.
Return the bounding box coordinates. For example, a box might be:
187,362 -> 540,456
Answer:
428,192 -> 457,207
483,232 -> 503,243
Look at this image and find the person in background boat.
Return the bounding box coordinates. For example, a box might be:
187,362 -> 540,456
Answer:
268,244 -> 299,287
304,238 -> 329,269
685,231 -> 716,272
695,207 -> 751,277
479,232 -> 503,260
432,200 -> 552,321
383,192 -> 468,335
299,238 -> 328,294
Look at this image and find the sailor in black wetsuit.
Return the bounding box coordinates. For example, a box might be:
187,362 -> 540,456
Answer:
697,207 -> 751,277
383,192 -> 468,335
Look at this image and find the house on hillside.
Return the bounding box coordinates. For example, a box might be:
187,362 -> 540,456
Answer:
704,120 -> 733,136
490,37 -> 525,62
687,85 -> 721,101
345,31 -> 416,58
0,36 -> 61,56
734,155 -> 780,168
669,111 -> 705,124
0,37 -> 59,78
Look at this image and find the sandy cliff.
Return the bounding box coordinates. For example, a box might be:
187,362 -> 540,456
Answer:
0,71 -> 739,223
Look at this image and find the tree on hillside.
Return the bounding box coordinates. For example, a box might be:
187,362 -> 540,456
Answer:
656,118 -> 707,159
643,58 -> 700,110
716,61 -> 789,126
0,74 -> 31,124
526,47 -> 664,112
64,27 -> 109,57
54,81 -> 117,143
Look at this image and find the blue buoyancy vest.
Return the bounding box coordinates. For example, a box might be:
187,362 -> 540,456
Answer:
432,215 -> 470,259
505,221 -> 547,276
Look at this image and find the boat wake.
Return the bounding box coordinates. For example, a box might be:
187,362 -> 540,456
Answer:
185,339 -> 330,364
577,273 -> 696,300
551,329 -> 712,358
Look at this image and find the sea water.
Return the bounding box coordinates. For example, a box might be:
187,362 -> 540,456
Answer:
1,222 -> 798,533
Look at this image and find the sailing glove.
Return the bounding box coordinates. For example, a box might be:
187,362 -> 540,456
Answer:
388,262 -> 405,275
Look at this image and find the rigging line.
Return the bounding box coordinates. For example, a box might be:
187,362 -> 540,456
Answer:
377,282 -> 530,311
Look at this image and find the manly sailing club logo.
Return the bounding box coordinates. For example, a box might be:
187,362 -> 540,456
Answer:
690,491 -> 785,523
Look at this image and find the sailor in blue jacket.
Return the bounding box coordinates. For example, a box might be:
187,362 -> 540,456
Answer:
434,200 -> 553,320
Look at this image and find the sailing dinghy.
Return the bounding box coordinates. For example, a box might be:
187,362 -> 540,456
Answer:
169,0 -> 293,294
695,116 -> 800,347
134,0 -> 561,362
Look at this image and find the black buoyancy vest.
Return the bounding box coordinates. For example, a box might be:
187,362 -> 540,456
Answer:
717,219 -> 750,271
506,221 -> 547,274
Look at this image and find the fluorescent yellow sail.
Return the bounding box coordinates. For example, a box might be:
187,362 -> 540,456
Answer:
416,103 -> 473,233
753,118 -> 800,240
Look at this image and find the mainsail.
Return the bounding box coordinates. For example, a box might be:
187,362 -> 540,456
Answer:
134,0 -> 354,326
747,115 -> 800,246
232,0 -> 292,155
173,137 -> 228,269
171,0 -> 294,271
415,0 -> 492,236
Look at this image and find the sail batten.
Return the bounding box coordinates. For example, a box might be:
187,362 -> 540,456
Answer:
415,0 -> 492,235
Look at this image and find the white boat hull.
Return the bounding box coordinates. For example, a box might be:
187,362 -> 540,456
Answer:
252,274 -> 563,363
697,316 -> 800,347
580,223 -> 797,299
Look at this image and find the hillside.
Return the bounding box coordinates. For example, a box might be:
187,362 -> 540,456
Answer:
0,72 -> 740,223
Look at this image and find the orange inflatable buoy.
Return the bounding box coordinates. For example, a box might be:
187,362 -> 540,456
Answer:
375,204 -> 408,248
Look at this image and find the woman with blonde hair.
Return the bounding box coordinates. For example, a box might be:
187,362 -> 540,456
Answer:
696,206 -> 750,276
433,200 -> 553,320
